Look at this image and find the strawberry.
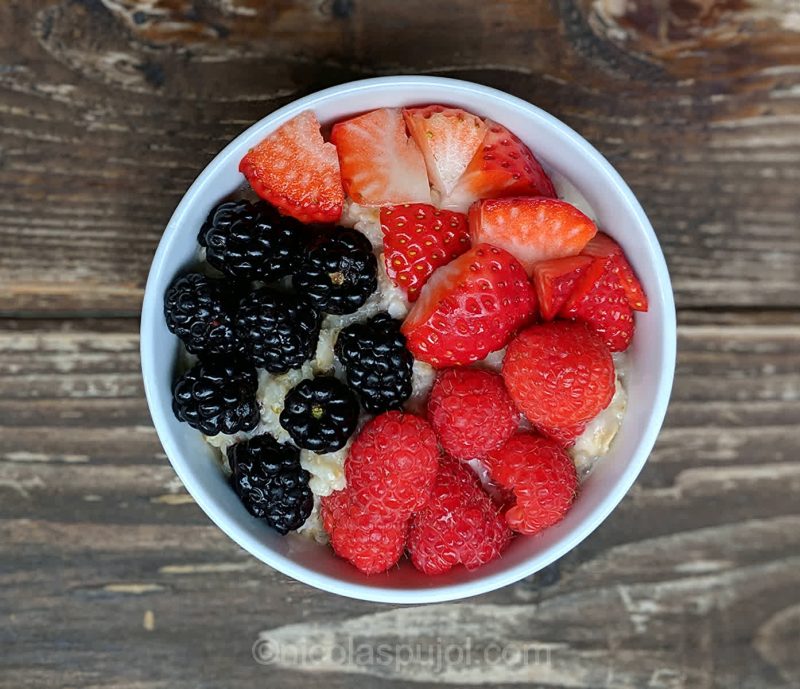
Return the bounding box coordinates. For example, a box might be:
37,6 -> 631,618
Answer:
469,197 -> 597,273
330,108 -> 431,206
401,244 -> 538,367
403,105 -> 487,197
532,254 -> 593,320
486,433 -> 578,536
502,321 -> 615,430
239,111 -> 344,224
442,120 -> 556,212
380,204 -> 470,301
560,257 -> 634,352
581,232 -> 648,311
407,457 -> 512,575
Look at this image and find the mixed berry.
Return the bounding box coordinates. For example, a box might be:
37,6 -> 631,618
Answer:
163,101 -> 649,577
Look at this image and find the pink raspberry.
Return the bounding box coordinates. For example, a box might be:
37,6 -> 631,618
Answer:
486,433 -> 578,535
407,457 -> 513,575
427,368 -> 519,460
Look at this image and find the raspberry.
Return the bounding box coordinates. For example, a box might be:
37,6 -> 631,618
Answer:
485,433 -> 578,535
502,321 -> 614,430
427,368 -> 519,461
345,411 -> 440,515
407,458 -> 512,575
321,489 -> 408,575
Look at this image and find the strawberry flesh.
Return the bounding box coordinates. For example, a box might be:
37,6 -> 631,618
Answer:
401,243 -> 538,367
443,120 -> 556,212
469,197 -> 597,273
582,232 -> 648,312
532,254 -> 593,320
239,111 -> 344,224
380,204 -> 470,301
560,257 -> 635,352
330,108 -> 431,207
403,105 -> 487,197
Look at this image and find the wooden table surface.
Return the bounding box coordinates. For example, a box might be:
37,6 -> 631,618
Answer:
2,1 -> 799,687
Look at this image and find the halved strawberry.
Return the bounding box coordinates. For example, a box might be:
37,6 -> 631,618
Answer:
239,111 -> 344,224
330,108 -> 431,207
581,232 -> 648,312
469,197 -> 597,273
442,120 -> 556,212
532,255 -> 593,320
403,105 -> 487,197
401,243 -> 537,367
381,204 -> 470,301
560,258 -> 634,352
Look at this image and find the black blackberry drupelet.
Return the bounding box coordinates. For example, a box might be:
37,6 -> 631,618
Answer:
227,434 -> 313,534
279,376 -> 359,453
236,288 -> 321,373
172,359 -> 260,436
164,272 -> 239,356
334,312 -> 414,413
292,226 -> 377,314
199,199 -> 307,282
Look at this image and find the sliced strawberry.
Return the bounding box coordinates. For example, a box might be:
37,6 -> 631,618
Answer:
330,108 -> 431,207
401,243 -> 538,367
239,111 -> 344,224
560,258 -> 634,352
381,204 -> 470,301
403,105 -> 487,197
532,255 -> 593,320
582,232 -> 648,312
443,120 -> 556,212
469,197 -> 597,273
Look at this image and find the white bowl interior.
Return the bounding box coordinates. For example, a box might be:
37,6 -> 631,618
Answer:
141,77 -> 676,603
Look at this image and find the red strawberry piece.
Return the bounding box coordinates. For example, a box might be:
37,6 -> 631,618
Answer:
380,204 -> 470,301
443,120 -> 556,212
469,197 -> 597,273
486,433 -> 578,535
401,244 -> 538,367
407,457 -> 512,575
330,108 -> 431,207
321,489 -> 409,575
239,111 -> 344,224
403,105 -> 487,197
560,258 -> 634,352
427,368 -> 519,460
532,254 -> 594,321
581,232 -> 648,312
502,321 -> 615,430
344,411 -> 440,515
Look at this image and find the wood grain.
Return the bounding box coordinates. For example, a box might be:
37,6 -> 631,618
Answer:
2,1 -> 799,687
1,318 -> 798,688
1,0 -> 799,314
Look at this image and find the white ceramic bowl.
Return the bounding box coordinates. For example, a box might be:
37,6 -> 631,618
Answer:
141,76 -> 676,603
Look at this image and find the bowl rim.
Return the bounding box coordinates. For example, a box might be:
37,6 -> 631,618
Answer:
141,75 -> 676,604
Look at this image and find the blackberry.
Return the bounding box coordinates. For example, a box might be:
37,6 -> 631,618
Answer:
236,288 -> 321,373
164,273 -> 238,356
228,434 -> 313,534
335,313 -> 413,413
172,359 -> 260,436
293,226 -> 377,314
199,199 -> 307,281
279,376 -> 359,453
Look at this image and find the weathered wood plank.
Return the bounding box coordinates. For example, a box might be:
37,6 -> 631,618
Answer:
0,318 -> 798,688
1,0 -> 799,313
